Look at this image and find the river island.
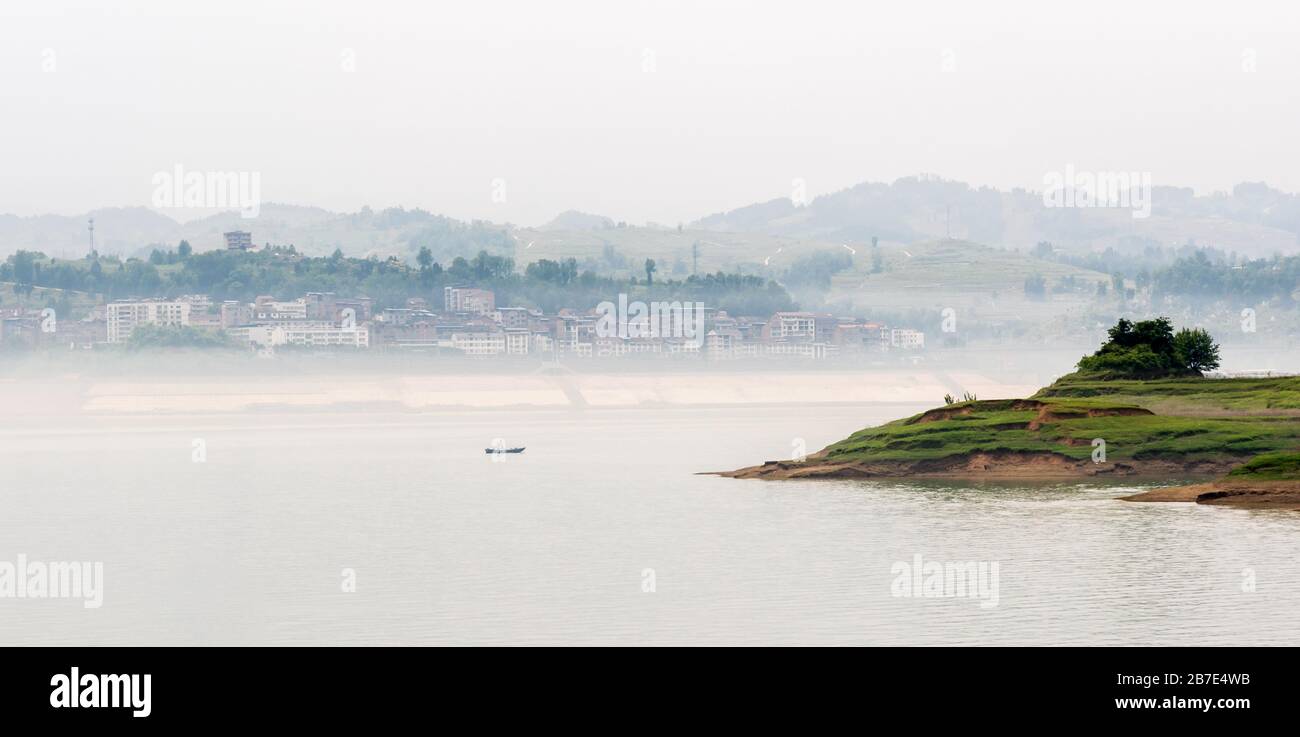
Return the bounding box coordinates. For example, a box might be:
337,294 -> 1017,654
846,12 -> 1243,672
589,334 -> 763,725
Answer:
718,318 -> 1300,509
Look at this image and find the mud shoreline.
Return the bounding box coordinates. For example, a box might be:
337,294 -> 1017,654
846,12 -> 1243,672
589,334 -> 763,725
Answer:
714,451 -> 1300,509
711,449 -> 1239,481
1122,480 -> 1300,508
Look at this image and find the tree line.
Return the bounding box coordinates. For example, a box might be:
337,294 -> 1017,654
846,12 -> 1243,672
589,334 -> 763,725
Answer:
0,246 -> 797,317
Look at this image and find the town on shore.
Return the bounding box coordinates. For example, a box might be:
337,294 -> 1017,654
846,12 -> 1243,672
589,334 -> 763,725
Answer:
1,231 -> 927,362
1,287 -> 927,361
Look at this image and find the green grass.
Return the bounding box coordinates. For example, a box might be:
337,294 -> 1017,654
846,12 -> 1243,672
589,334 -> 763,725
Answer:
821,377 -> 1300,465
1034,374 -> 1300,411
1226,452 -> 1300,480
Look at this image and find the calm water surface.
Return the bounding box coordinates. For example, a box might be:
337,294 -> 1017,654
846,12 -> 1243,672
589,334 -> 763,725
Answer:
2,404 -> 1298,645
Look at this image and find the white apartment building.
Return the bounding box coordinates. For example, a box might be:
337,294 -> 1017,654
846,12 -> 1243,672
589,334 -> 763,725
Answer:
495,307 -> 530,329
531,333 -> 555,354
706,330 -> 737,359
594,337 -> 627,357
888,328 -> 925,349
228,323 -> 369,349
766,341 -> 832,359
504,330 -> 530,355
106,300 -> 192,343
224,231 -> 253,250
663,339 -> 701,355
177,294 -> 212,311
252,298 -> 308,322
769,312 -> 817,339
281,324 -> 368,348
451,331 -> 506,355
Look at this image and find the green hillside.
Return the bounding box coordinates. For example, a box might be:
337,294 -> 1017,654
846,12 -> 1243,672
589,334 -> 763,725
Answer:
827,239 -> 1112,319
823,379 -> 1300,466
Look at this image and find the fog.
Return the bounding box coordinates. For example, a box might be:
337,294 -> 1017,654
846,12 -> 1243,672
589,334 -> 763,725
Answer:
3,0 -> 1300,225
6,1 -> 1300,655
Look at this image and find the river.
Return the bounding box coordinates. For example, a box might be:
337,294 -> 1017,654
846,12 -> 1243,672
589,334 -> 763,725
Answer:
2,404 -> 1297,645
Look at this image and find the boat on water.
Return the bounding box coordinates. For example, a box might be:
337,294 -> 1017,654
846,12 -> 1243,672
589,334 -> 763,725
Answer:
485,447 -> 525,454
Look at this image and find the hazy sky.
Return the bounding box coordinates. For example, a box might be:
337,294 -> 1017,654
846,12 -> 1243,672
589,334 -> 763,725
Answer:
3,0 -> 1300,226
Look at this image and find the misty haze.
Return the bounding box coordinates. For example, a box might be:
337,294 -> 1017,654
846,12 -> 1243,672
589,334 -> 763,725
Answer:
3,0 -> 1300,679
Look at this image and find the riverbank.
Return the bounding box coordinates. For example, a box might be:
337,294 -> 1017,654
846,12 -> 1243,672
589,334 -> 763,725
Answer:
1121,481 -> 1300,507
715,450 -> 1238,480
716,376 -> 1300,492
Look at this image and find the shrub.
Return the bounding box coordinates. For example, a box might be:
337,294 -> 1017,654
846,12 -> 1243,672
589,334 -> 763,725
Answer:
1075,318 -> 1220,379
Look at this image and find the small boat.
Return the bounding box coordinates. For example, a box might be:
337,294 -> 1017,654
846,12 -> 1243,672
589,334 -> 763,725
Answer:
485,447 -> 525,454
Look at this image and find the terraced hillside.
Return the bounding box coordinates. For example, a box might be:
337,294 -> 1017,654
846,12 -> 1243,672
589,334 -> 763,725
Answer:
826,239 -> 1112,323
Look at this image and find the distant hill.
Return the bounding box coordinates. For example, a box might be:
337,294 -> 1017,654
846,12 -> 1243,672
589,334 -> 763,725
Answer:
538,210 -> 616,232
693,176 -> 1300,258
0,204 -> 514,262
0,207 -> 184,258
6,176 -> 1300,268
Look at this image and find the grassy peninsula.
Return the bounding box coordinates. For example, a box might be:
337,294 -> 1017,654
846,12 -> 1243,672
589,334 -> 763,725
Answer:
720,319 -> 1300,506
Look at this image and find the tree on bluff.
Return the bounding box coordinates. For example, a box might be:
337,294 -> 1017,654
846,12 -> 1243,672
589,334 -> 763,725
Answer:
1076,317 -> 1220,379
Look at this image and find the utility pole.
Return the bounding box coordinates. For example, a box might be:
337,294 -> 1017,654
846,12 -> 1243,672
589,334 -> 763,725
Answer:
88,217 -> 95,256
692,241 -> 699,276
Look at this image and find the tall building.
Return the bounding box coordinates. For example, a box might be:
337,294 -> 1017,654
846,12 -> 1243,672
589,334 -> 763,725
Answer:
305,292 -> 337,321
444,286 -> 495,315
106,300 -> 192,343
335,297 -> 373,323
224,231 -> 253,250
220,300 -> 254,328
767,312 -> 817,339
494,307 -> 530,329
304,292 -> 371,323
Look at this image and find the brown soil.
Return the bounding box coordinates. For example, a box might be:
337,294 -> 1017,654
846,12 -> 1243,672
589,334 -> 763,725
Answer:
1122,480 -> 1300,508
709,449 -> 1236,481
907,399 -> 1046,425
